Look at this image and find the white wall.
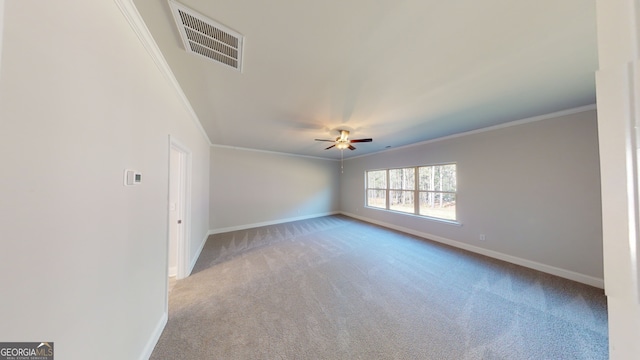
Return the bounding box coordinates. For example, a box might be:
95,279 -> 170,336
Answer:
0,1 -> 209,359
210,146 -> 340,232
341,108 -> 603,286
0,0 -> 4,73
595,0 -> 640,358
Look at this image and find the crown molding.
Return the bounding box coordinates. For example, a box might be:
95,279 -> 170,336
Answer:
347,104 -> 598,160
113,0 -> 212,145
211,144 -> 339,161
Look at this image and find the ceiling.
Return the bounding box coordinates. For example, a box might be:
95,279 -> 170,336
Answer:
132,0 -> 598,159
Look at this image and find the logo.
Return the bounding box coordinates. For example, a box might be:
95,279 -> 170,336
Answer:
0,342 -> 54,360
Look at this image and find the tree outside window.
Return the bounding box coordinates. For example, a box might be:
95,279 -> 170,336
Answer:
366,164 -> 456,222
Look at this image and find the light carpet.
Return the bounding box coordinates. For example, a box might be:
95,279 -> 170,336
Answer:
151,215 -> 607,359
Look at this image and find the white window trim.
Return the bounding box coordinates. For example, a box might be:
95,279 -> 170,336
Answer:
365,164 -> 461,226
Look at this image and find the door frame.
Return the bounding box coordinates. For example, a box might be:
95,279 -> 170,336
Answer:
167,136 -> 192,285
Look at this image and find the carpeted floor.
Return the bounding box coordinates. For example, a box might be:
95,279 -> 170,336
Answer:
151,215 -> 608,359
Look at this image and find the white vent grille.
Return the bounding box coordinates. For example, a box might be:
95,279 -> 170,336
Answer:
169,0 -> 244,71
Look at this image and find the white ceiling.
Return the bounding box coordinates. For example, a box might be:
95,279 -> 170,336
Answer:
133,0 -> 597,159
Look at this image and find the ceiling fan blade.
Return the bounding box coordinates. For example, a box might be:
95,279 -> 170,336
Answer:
325,144 -> 336,150
348,145 -> 356,150
349,138 -> 373,143
315,139 -> 335,142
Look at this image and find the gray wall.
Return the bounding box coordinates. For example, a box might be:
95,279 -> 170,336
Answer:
0,1 -> 210,359
210,146 -> 341,231
340,109 -> 603,284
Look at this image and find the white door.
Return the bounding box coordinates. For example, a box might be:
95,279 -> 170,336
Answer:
168,147 -> 182,277
168,138 -> 191,282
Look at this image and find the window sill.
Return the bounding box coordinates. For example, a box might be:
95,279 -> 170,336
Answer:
364,206 -> 462,226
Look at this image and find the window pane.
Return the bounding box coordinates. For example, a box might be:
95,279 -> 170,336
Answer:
367,189 -> 386,208
389,190 -> 414,213
438,164 -> 457,191
367,170 -> 386,189
418,166 -> 434,191
419,164 -> 456,191
389,168 -> 415,190
419,192 -> 456,220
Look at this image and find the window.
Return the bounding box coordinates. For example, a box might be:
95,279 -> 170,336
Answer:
365,164 -> 457,222
389,168 -> 415,213
418,164 -> 456,220
366,170 -> 386,209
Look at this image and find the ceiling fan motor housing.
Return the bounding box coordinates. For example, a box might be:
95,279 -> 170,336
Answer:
314,129 -> 372,151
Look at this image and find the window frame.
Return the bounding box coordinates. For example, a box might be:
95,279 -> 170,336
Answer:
365,163 -> 460,225
365,169 -> 388,210
388,167 -> 417,214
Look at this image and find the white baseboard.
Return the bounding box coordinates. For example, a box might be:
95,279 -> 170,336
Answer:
208,211 -> 340,235
341,212 -> 605,289
138,311 -> 167,360
187,233 -> 208,276
168,266 -> 177,278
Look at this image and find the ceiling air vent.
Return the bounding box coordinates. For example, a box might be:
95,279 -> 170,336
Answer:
168,0 -> 244,71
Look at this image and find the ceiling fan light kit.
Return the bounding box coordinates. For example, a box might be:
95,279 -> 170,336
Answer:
315,130 -> 372,151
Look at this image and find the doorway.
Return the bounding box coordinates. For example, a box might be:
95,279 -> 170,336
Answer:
168,137 -> 191,298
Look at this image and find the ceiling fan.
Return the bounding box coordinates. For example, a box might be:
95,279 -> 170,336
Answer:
315,130 -> 372,150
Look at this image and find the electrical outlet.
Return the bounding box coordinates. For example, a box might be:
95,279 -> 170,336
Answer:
479,234 -> 486,241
